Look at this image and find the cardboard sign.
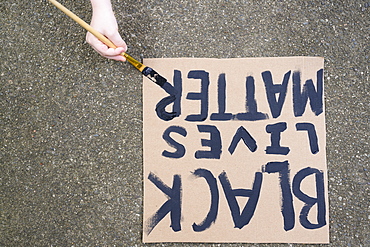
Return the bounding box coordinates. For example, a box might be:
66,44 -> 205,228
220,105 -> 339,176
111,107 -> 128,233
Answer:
142,57 -> 328,243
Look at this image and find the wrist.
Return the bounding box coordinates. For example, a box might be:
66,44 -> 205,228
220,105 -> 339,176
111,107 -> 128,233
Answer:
90,0 -> 114,14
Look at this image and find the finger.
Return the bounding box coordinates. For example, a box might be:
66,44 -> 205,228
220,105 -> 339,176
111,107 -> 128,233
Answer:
87,33 -> 124,54
86,33 -> 126,61
105,47 -> 123,55
93,45 -> 126,62
108,32 -> 127,52
106,54 -> 126,62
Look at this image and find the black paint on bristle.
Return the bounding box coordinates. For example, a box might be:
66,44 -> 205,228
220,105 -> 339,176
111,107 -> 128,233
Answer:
142,67 -> 177,96
142,67 -> 165,86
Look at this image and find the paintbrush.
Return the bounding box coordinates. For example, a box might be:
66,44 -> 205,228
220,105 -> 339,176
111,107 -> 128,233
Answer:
47,0 -> 176,96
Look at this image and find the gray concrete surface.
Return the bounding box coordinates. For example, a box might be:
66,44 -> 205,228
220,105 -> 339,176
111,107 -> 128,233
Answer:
1,0 -> 369,246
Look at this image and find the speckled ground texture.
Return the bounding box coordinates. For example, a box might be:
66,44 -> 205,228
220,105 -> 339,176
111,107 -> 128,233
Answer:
1,0 -> 369,246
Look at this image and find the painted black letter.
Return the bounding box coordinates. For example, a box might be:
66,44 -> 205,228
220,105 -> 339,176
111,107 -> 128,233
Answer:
293,69 -> 323,117
296,123 -> 319,154
195,125 -> 222,159
265,122 -> 290,155
192,169 -> 219,232
210,73 -> 233,121
293,167 -> 326,229
172,69 -> 183,116
228,126 -> 257,154
185,70 -> 210,122
219,171 -> 263,229
155,70 -> 182,121
236,76 -> 269,121
162,126 -> 187,158
262,70 -> 291,118
263,161 -> 295,231
145,172 -> 182,235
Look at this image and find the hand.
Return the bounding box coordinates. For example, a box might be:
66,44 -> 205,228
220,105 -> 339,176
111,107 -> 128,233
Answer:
86,3 -> 127,61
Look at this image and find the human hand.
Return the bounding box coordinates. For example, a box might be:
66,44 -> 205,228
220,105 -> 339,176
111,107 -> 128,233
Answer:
86,2 -> 127,61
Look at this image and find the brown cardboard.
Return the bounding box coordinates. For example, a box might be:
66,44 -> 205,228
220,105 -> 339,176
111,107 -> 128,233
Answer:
142,57 -> 328,243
